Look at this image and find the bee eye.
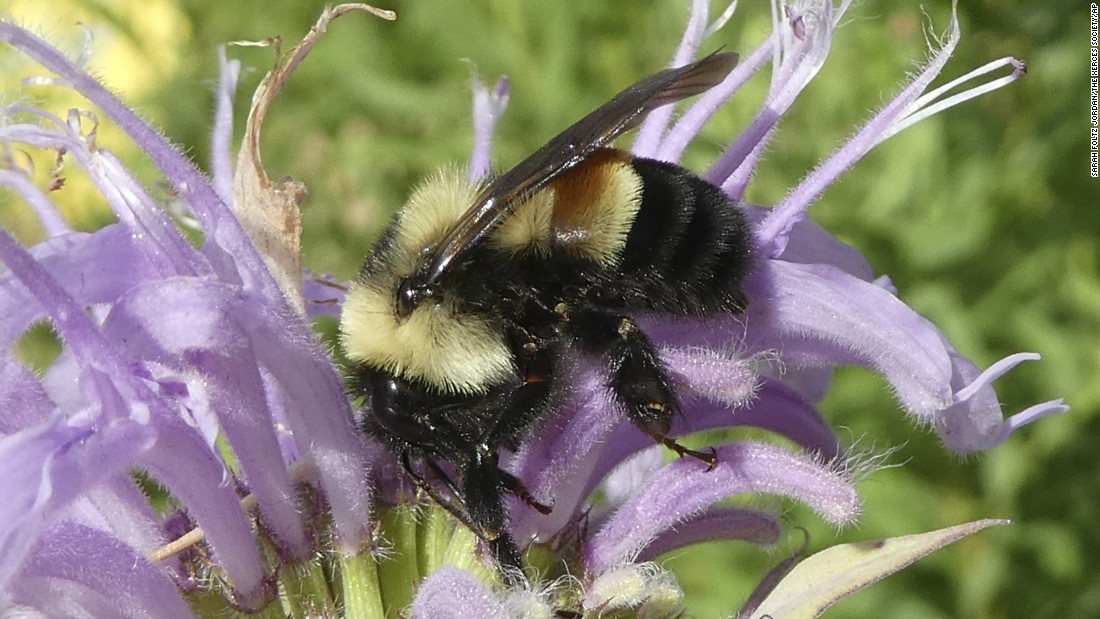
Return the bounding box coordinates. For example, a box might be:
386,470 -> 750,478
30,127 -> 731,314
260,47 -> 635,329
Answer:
396,278 -> 434,318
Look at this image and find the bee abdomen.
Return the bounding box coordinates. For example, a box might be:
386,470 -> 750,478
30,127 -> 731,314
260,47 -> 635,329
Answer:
613,157 -> 752,315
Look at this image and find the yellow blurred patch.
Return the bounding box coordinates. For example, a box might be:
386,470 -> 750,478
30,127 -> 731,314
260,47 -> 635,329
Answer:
2,0 -> 189,242
6,0 -> 188,97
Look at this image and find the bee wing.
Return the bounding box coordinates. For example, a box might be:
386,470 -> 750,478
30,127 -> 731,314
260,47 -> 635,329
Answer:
418,51 -> 740,284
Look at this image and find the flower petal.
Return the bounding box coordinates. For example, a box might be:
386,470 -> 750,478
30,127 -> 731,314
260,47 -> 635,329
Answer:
9,522 -> 194,619
0,355 -> 54,433
469,74 -> 510,184
636,506 -> 782,563
0,226 -> 274,602
0,111 -> 208,277
632,0 -> 712,156
581,378 -> 841,509
744,259 -> 1062,451
935,348 -> 1068,451
582,563 -> 684,617
755,5 -> 958,257
0,21 -> 291,303
133,412 -> 270,606
101,277 -> 311,557
661,345 -> 758,409
0,409 -> 154,595
595,447 -> 666,513
585,442 -> 858,574
654,28 -> 773,165
212,46 -> 241,204
70,477 -> 171,558
507,362 -> 622,544
410,567 -> 509,619
742,203 -> 873,280
243,309 -> 374,551
708,0 -> 846,199
0,227 -> 161,346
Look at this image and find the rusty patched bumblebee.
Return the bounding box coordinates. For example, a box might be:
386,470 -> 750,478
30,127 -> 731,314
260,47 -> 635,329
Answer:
340,52 -> 752,576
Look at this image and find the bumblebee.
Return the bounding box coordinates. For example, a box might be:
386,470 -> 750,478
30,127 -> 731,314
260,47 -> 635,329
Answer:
340,51 -> 752,575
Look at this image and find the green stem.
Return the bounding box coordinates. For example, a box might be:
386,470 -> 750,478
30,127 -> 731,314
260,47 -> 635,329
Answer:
278,559 -> 337,617
441,520 -> 495,584
417,504 -> 454,576
377,506 -> 422,616
341,549 -> 386,619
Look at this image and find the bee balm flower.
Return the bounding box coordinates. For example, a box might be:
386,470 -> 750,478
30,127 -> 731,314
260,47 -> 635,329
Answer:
0,1 -> 1066,617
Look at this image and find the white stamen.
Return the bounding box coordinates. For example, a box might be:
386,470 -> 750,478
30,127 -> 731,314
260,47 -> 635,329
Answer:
878,57 -> 1026,146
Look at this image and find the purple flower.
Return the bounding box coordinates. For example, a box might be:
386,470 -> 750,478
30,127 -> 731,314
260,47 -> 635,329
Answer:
0,9 -> 376,615
0,2 -> 1067,618
418,0 -> 1067,614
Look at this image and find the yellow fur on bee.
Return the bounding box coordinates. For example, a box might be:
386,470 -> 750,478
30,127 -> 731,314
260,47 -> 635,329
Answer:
340,169 -> 515,395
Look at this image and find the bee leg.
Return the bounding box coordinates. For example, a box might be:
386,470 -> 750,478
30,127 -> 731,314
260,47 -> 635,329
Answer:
642,425 -> 718,470
571,310 -> 718,470
473,344 -> 558,515
400,451 -> 490,538
414,458 -> 526,582
404,452 -> 525,580
462,451 -> 525,581
500,469 -> 553,515
441,351 -> 557,577
359,363 -> 538,579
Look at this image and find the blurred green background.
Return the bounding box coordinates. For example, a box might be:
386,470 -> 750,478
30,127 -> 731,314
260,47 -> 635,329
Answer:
3,0 -> 1096,617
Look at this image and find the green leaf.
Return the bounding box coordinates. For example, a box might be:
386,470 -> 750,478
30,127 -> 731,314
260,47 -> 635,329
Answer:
747,519 -> 1011,619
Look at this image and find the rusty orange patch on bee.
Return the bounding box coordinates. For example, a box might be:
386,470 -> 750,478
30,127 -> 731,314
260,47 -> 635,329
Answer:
548,149 -> 642,265
490,148 -> 642,266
